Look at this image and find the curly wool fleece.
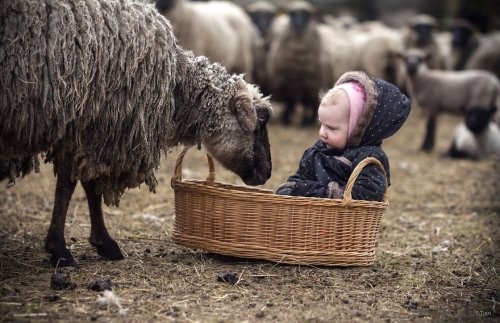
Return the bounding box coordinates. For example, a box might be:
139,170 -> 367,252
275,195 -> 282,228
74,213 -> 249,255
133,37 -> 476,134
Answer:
0,0 -> 264,205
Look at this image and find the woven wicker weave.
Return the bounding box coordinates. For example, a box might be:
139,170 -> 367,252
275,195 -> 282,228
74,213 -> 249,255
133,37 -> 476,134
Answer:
171,147 -> 388,266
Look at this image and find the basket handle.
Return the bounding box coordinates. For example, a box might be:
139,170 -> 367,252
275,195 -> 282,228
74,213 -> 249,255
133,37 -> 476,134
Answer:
342,157 -> 388,206
171,146 -> 216,187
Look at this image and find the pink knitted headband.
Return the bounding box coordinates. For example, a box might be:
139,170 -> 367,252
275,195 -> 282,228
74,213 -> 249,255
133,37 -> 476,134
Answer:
334,82 -> 366,138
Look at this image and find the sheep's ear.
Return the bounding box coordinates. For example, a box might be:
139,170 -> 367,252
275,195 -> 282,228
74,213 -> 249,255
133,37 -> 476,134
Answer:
231,93 -> 257,132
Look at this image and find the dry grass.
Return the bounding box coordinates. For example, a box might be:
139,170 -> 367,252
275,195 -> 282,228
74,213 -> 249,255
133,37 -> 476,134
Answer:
0,104 -> 498,322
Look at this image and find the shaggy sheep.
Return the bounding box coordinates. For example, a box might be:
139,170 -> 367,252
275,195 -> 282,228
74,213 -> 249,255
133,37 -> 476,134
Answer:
0,0 -> 273,267
266,1 -> 357,126
400,48 -> 500,151
155,0 -> 256,79
0,157 -> 39,187
448,121 -> 500,160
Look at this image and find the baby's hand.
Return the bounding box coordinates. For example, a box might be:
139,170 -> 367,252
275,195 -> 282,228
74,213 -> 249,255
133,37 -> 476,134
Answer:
275,181 -> 296,195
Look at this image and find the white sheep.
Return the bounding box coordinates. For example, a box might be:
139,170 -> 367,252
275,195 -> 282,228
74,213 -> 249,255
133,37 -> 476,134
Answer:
400,48 -> 500,151
449,122 -> 500,160
155,0 -> 256,80
349,21 -> 407,91
0,0 -> 273,267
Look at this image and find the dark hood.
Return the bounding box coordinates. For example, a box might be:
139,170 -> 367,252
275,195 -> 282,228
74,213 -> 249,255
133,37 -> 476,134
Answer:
335,71 -> 411,147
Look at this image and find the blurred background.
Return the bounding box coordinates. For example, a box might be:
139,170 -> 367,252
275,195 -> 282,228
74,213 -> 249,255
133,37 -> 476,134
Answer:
155,0 -> 499,156
232,0 -> 500,32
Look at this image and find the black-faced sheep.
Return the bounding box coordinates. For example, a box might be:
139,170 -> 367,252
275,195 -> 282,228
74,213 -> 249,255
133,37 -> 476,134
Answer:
448,118 -> 500,160
449,19 -> 500,78
400,48 -> 500,151
403,14 -> 447,70
266,1 -> 357,126
246,0 -> 278,96
155,0 -> 256,80
0,0 -> 273,267
247,1 -> 277,40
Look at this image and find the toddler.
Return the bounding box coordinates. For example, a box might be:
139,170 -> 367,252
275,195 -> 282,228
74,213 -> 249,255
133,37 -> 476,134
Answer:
276,71 -> 411,201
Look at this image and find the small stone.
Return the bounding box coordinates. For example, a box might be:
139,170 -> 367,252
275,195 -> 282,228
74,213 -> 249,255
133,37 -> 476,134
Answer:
217,272 -> 239,285
88,278 -> 113,292
50,272 -> 77,290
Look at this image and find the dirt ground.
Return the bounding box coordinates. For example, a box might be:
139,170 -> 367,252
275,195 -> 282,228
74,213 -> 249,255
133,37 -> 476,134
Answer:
0,103 -> 498,322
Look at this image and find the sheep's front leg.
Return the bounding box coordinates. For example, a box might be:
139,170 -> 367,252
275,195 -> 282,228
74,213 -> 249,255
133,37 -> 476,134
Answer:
421,111 -> 437,151
81,181 -> 124,261
45,165 -> 78,267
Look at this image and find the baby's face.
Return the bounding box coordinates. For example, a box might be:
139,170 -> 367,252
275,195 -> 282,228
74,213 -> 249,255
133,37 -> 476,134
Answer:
318,89 -> 350,150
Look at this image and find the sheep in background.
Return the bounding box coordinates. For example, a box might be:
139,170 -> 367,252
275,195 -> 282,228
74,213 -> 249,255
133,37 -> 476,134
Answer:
155,0 -> 256,80
465,32 -> 500,78
400,48 -> 500,151
322,12 -> 359,30
246,0 -> 278,96
435,31 -> 453,70
403,14 -> 447,70
449,19 -> 481,71
350,21 -> 407,92
449,19 -> 500,78
0,0 -> 273,267
266,1 -> 357,126
448,120 -> 500,160
247,1 -> 278,40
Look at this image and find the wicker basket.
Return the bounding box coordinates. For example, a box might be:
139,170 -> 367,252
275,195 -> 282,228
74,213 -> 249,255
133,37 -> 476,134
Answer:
171,147 -> 388,266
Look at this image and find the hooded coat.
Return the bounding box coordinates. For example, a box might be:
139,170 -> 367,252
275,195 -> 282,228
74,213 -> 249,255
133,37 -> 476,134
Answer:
276,71 -> 411,201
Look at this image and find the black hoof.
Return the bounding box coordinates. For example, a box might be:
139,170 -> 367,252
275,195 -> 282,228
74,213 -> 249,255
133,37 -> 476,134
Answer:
48,248 -> 78,268
420,145 -> 433,152
92,238 -> 124,261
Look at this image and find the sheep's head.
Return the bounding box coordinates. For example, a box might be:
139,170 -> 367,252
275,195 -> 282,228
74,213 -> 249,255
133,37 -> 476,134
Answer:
400,48 -> 428,76
450,20 -> 476,49
409,15 -> 437,47
465,107 -> 496,134
247,1 -> 277,38
203,84 -> 272,186
287,1 -> 316,35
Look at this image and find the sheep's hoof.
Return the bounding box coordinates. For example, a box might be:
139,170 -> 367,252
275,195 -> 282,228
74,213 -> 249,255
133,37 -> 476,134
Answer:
420,144 -> 433,152
48,248 -> 78,268
91,237 -> 124,261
